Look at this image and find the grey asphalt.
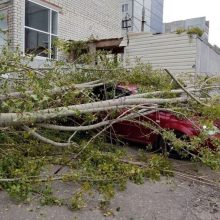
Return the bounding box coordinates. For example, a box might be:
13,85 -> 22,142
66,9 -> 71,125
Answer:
0,163 -> 219,220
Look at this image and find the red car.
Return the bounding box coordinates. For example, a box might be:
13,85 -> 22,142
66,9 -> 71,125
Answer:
97,84 -> 220,156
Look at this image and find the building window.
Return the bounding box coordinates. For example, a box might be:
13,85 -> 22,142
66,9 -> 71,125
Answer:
122,4 -> 128,13
25,0 -> 58,58
0,9 -> 8,48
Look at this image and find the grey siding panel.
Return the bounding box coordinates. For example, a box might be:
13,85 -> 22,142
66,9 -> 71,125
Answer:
128,33 -> 194,45
128,57 -> 196,64
196,39 -> 220,75
125,32 -> 197,74
127,47 -> 197,54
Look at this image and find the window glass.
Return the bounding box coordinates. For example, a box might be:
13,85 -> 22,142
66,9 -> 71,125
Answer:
0,10 -> 7,30
52,11 -> 58,35
0,10 -> 8,48
25,0 -> 49,32
25,28 -> 49,57
25,0 -> 58,58
122,4 -> 128,12
0,32 -> 7,47
115,88 -> 132,98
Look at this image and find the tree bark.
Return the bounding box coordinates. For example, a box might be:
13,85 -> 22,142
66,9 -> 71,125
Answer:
0,97 -> 187,127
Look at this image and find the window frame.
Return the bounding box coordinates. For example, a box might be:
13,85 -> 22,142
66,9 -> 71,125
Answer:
24,0 -> 59,59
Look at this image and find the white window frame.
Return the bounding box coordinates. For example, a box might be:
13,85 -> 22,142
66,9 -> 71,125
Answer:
24,0 -> 59,59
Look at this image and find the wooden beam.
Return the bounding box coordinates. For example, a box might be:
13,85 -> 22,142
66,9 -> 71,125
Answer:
94,38 -> 123,49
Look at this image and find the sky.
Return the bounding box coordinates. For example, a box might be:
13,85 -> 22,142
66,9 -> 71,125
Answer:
163,0 -> 220,47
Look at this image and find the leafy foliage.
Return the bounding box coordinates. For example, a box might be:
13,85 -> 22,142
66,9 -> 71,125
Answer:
0,138 -> 172,207
0,44 -> 219,211
187,27 -> 204,37
176,27 -> 204,38
0,150 -> 44,201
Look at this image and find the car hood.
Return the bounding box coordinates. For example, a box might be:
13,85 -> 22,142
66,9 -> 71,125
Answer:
214,119 -> 220,129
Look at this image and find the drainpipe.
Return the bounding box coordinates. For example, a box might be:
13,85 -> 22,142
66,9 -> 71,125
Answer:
131,0 -> 134,32
141,0 -> 145,32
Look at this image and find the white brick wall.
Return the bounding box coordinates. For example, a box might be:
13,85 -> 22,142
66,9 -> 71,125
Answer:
10,0 -> 121,51
59,0 -> 121,40
10,0 -> 25,50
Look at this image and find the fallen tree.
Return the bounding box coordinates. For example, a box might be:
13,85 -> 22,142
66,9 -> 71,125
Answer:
0,49 -> 220,161
0,48 -> 220,209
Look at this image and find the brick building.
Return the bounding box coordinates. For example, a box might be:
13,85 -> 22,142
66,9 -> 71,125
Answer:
0,0 -> 121,59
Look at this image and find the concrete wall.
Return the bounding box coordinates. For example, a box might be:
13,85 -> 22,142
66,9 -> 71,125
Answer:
9,0 -> 121,50
150,0 -> 163,33
121,0 -> 150,33
121,0 -> 163,34
164,17 -> 209,42
132,0 -> 151,33
196,39 -> 220,74
125,32 -> 197,73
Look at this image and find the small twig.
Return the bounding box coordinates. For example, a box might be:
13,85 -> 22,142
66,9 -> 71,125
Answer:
54,106 -> 149,174
200,75 -> 220,89
68,131 -> 78,146
121,159 -> 220,188
76,67 -> 129,72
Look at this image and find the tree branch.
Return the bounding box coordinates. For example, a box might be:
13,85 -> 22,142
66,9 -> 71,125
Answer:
0,81 -> 104,101
22,125 -> 79,148
164,69 -> 210,106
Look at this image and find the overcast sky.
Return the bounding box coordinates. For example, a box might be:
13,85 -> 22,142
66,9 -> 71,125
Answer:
163,0 -> 220,47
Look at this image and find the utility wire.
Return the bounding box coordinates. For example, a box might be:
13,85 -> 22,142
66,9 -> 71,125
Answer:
134,0 -> 163,20
122,0 -> 163,32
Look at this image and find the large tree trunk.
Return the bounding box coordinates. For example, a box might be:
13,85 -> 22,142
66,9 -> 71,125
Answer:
0,97 -> 187,127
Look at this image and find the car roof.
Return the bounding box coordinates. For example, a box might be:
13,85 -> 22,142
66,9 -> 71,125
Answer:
117,84 -> 139,94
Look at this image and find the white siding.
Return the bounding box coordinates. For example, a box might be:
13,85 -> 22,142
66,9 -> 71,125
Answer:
196,39 -> 220,75
125,32 -> 197,74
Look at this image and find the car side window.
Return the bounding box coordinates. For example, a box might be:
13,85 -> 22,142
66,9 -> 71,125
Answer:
115,88 -> 132,98
92,85 -> 132,100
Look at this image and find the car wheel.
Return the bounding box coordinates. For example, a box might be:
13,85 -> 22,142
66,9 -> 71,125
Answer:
106,129 -> 127,146
157,132 -> 190,159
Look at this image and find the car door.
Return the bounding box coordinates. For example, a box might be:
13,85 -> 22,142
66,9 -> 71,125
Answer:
111,110 -> 159,145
